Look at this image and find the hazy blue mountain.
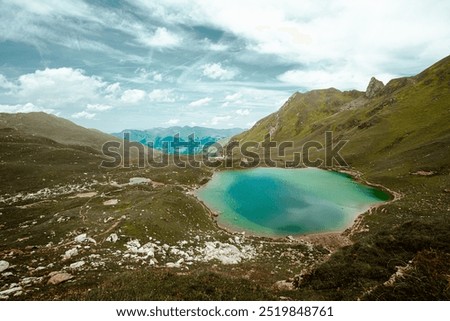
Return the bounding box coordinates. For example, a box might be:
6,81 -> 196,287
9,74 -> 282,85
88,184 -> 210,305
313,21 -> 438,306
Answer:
111,126 -> 244,154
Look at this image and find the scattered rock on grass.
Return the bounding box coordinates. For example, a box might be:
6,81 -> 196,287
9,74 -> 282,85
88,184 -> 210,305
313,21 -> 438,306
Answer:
62,248 -> 78,260
47,272 -> 73,285
106,233 -> 119,243
0,286 -> 22,296
0,260 -> 9,273
74,233 -> 96,244
103,199 -> 118,206
129,177 -> 151,185
272,280 -> 295,291
69,261 -> 85,269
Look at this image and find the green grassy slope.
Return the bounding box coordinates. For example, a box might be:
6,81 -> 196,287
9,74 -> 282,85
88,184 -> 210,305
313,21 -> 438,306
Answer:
0,112 -> 119,150
236,88 -> 364,143
235,56 -> 450,176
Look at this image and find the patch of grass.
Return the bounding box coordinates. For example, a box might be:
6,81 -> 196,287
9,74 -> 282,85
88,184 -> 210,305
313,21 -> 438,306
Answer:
75,269 -> 277,301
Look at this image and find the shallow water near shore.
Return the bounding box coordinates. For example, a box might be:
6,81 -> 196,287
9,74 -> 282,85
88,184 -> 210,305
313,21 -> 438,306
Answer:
196,167 -> 390,236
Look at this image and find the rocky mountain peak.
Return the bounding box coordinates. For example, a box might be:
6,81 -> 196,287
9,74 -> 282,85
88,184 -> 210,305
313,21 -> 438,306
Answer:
365,77 -> 384,98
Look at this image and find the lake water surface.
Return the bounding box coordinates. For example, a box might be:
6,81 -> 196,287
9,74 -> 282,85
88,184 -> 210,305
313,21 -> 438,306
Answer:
196,167 -> 390,236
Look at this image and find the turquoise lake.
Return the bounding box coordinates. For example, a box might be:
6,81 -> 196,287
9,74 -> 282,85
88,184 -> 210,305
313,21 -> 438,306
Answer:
196,167 -> 391,236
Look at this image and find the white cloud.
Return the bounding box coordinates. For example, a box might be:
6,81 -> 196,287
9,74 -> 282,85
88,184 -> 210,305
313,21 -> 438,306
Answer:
86,103 -> 112,111
105,82 -> 121,96
121,89 -> 147,104
277,68 -> 395,90
137,27 -> 181,48
0,74 -> 15,90
165,118 -> 180,125
236,109 -> 250,116
132,0 -> 450,89
225,92 -> 242,101
202,63 -> 236,80
188,97 -> 212,107
209,43 -> 228,51
14,68 -> 106,105
135,68 -> 164,83
3,0 -> 93,19
71,111 -> 96,119
246,121 -> 257,128
211,115 -> 232,126
200,38 -> 229,51
148,89 -> 176,103
0,102 -> 54,114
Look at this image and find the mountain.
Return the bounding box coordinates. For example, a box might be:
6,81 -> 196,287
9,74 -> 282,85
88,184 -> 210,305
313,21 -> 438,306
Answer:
233,55 -> 450,177
111,126 -> 243,153
0,112 -> 119,151
232,54 -> 450,300
0,112 -> 124,195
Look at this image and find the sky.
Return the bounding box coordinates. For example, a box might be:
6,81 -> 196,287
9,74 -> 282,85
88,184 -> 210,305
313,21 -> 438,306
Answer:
0,0 -> 449,132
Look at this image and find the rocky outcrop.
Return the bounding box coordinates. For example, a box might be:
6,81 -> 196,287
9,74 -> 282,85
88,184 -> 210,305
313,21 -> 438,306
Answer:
365,77 -> 384,98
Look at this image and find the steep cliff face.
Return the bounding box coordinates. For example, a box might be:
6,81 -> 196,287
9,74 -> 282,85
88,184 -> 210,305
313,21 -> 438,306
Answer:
365,77 -> 385,98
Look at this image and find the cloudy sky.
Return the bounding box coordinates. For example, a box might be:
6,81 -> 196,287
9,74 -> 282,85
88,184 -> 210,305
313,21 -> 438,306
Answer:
0,0 -> 449,132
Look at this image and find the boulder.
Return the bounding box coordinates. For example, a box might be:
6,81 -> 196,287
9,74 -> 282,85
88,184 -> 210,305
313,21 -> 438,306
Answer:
166,258 -> 184,268
47,272 -> 73,285
272,280 -> 295,291
74,233 -> 96,244
62,248 -> 78,260
106,233 -> 119,243
0,260 -> 9,273
0,286 -> 23,296
69,261 -> 85,269
103,199 -> 118,206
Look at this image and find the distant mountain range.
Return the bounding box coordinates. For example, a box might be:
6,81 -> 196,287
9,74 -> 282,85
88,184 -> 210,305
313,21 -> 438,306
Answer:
111,126 -> 244,154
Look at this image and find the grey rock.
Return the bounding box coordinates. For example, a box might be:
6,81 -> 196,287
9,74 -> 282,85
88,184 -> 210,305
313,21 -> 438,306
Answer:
69,261 -> 85,269
0,260 -> 9,273
47,272 -> 73,285
0,286 -> 23,296
129,177 -> 151,185
74,233 -> 96,244
272,280 -> 295,291
62,248 -> 78,260
106,233 -> 119,243
365,77 -> 384,98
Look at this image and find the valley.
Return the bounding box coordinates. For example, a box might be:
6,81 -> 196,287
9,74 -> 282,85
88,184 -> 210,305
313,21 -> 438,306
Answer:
0,55 -> 449,300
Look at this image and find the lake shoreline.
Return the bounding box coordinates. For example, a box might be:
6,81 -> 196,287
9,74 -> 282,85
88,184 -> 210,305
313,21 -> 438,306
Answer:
191,166 -> 401,252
